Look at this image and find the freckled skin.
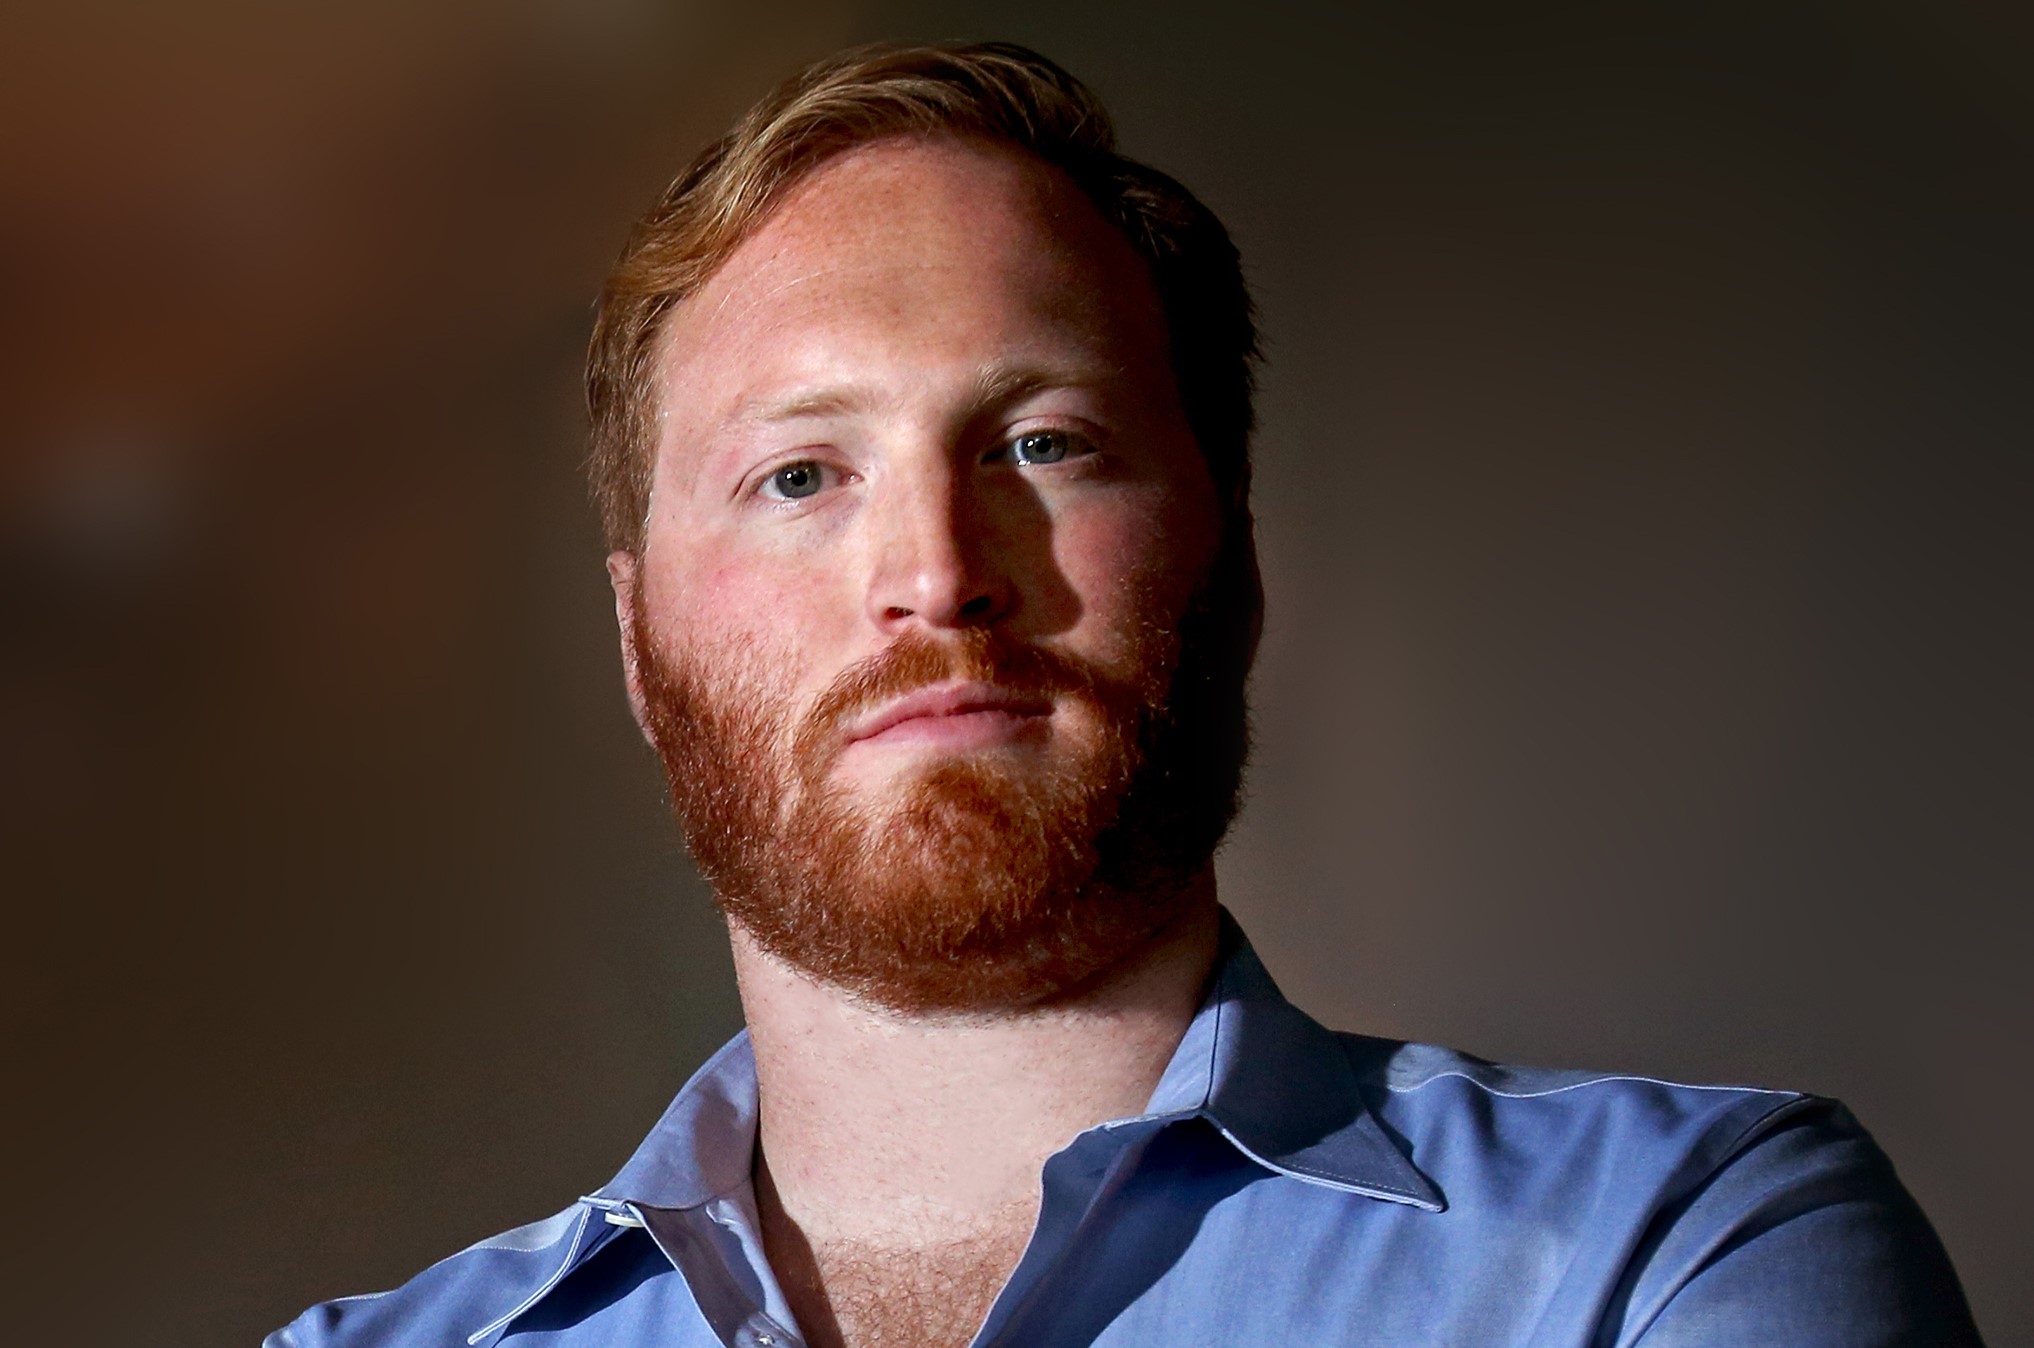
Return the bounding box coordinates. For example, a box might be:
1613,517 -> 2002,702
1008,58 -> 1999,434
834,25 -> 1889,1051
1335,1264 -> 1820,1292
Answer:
620,137 -> 1222,805
604,136 -> 1240,1348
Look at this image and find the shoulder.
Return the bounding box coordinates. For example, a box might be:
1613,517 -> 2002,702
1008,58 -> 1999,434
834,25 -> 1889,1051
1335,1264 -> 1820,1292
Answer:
1347,1032 -> 1881,1218
265,1203 -> 599,1348
1361,1036 -> 1819,1172
1368,1035 -> 1801,1109
1340,1036 -> 1981,1345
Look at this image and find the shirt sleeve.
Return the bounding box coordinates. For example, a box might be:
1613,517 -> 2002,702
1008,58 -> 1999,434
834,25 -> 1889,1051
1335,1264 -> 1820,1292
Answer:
1611,1097 -> 1983,1347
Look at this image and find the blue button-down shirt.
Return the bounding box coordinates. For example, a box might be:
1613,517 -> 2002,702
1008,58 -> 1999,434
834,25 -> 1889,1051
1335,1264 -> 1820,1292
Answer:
270,921 -> 1980,1346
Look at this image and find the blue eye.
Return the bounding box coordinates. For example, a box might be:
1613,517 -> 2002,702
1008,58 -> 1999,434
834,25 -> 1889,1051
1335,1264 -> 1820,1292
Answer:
1010,431 -> 1075,465
761,461 -> 826,500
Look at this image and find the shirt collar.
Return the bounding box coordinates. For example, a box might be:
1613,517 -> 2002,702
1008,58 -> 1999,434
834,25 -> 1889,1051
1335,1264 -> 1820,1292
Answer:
1145,911 -> 1444,1211
592,911 -> 1441,1214
591,1029 -> 760,1211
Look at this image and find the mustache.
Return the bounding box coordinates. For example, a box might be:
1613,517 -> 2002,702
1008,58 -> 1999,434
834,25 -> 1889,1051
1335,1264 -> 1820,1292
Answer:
793,628 -> 1115,767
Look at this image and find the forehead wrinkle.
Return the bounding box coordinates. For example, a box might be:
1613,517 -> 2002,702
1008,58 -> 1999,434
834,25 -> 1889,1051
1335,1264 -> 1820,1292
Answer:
676,271 -> 1127,437
688,238 -> 1031,341
656,257 -> 1015,413
642,140 -> 1173,524
643,268 -> 846,459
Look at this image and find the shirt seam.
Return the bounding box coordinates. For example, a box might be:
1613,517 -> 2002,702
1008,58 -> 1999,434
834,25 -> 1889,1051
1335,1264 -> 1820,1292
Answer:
462,1204 -> 596,1346
1385,1070 -> 1801,1100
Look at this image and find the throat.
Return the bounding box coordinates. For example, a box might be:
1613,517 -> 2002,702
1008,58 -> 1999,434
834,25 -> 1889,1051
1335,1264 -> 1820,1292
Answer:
760,1195 -> 1036,1348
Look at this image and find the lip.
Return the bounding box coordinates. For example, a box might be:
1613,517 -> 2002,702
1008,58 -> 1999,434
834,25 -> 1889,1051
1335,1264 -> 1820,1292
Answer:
844,682 -> 1053,746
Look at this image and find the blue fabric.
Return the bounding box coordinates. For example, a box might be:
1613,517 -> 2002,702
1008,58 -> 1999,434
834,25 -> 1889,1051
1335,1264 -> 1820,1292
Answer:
270,921 -> 1981,1347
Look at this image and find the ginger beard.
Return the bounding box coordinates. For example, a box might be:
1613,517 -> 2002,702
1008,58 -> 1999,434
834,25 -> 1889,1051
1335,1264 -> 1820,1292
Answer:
629,540 -> 1255,1014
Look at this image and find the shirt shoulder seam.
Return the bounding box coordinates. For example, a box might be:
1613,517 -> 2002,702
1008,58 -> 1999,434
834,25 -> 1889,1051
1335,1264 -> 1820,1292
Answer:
1384,1069 -> 1801,1100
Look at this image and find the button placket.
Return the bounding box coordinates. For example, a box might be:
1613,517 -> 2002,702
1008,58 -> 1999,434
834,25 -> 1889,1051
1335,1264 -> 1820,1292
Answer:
970,1121 -> 1160,1348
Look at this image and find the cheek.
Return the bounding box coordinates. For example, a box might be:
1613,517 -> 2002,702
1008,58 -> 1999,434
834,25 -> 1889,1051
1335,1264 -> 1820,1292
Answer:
642,543 -> 844,679
694,559 -> 775,621
1053,489 -> 1219,636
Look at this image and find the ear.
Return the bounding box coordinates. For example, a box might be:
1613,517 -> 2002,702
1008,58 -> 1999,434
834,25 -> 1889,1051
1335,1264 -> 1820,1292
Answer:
607,549 -> 653,741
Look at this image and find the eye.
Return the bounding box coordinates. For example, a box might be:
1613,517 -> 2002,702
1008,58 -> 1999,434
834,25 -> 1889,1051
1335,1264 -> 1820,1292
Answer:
757,460 -> 832,502
1007,430 -> 1081,466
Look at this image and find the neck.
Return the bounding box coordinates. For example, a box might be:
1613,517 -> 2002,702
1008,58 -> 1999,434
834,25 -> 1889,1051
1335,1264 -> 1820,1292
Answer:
732,877 -> 1221,1246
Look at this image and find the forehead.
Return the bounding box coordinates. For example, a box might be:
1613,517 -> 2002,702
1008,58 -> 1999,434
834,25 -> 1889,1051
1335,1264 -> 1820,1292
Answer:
650,137 -> 1173,435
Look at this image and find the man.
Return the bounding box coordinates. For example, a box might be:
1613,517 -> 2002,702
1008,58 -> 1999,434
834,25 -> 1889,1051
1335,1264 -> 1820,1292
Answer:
270,42 -> 1980,1348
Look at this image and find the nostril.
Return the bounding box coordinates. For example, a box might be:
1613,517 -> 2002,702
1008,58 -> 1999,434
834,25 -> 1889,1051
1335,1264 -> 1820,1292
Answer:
959,593 -> 997,618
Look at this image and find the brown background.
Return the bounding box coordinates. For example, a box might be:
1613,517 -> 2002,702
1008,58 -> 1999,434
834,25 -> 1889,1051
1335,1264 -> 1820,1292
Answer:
3,2 -> 2026,1344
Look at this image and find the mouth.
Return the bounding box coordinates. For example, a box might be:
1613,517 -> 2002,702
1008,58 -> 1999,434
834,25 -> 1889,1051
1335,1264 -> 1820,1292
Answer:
844,682 -> 1055,750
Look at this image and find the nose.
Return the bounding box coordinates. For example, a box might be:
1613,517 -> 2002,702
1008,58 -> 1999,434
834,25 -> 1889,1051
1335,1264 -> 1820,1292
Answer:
864,457 -> 1015,633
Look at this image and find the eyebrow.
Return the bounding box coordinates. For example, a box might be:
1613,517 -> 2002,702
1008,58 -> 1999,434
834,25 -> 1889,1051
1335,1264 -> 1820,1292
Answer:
721,360 -> 1118,431
729,386 -> 870,425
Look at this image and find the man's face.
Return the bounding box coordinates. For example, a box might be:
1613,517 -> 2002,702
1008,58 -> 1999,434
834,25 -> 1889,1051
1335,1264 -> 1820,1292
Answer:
617,137 -> 1246,1011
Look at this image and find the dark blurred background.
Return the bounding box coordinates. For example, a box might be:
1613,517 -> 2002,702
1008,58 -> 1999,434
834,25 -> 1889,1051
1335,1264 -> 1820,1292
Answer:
3,1 -> 2026,1343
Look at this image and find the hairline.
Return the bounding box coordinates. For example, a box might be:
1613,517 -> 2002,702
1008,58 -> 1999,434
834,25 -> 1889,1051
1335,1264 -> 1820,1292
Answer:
628,130 -> 1185,550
